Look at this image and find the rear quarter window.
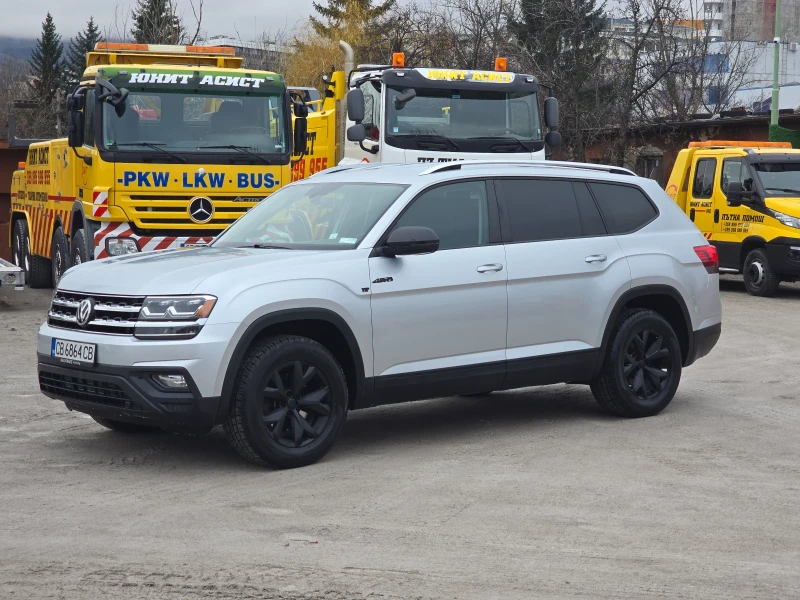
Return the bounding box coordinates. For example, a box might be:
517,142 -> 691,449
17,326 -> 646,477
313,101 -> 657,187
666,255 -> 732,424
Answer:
588,182 -> 658,234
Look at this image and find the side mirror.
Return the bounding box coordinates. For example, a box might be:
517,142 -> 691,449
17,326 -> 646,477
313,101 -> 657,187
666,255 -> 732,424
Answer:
393,88 -> 416,110
545,130 -> 561,148
66,91 -> 85,148
347,123 -> 367,142
544,96 -> 559,128
384,226 -> 439,256
293,117 -> 308,155
347,88 -> 365,122
726,181 -> 745,206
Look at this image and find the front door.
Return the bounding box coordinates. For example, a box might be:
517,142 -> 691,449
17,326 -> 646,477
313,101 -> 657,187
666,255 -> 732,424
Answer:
688,156 -> 717,237
369,179 -> 508,403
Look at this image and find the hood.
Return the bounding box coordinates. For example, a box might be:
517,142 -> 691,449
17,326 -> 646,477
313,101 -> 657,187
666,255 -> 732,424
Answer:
58,246 -> 329,296
765,196 -> 800,216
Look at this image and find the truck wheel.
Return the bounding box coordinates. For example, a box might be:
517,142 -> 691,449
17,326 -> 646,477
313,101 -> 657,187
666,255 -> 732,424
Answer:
224,335 -> 348,469
92,416 -> 161,433
743,248 -> 781,297
51,227 -> 69,286
11,219 -> 28,278
70,229 -> 90,266
591,309 -> 682,418
28,252 -> 52,288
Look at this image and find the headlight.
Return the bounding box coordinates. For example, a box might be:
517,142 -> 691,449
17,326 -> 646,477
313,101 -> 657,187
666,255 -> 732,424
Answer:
772,210 -> 800,229
106,237 -> 140,256
139,295 -> 217,320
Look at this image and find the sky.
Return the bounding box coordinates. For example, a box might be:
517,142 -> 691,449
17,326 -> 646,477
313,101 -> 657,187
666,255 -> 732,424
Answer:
0,0 -> 317,39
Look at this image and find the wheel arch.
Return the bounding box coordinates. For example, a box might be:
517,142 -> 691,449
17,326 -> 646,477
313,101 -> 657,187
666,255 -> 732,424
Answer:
739,235 -> 768,269
598,285 -> 693,370
218,308 -> 369,423
69,200 -> 85,238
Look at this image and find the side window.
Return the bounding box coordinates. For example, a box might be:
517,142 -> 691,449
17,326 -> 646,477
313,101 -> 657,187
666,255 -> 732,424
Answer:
692,158 -> 716,198
361,81 -> 382,142
392,181 -> 489,250
588,183 -> 658,234
720,158 -> 753,196
573,182 -> 607,237
83,89 -> 95,147
496,179 -> 582,242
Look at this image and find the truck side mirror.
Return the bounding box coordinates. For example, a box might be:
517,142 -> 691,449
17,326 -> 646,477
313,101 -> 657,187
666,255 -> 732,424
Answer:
545,130 -> 561,148
293,116 -> 308,155
347,88 -> 365,122
726,181 -> 745,207
347,124 -> 367,142
544,97 -> 559,128
66,91 -> 85,148
393,88 -> 416,110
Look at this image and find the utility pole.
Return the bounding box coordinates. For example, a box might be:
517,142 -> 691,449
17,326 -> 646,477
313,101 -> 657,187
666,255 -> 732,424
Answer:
772,0 -> 782,126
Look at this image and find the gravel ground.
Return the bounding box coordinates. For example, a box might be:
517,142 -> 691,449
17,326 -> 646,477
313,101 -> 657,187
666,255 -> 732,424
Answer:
1,279 -> 799,599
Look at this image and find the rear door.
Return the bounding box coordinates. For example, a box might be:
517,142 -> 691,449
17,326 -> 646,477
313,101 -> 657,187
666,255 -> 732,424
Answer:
495,178 -> 630,388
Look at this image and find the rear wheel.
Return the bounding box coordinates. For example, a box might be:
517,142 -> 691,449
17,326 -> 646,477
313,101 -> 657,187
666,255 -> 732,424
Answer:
70,228 -> 90,266
27,223 -> 52,288
743,248 -> 781,297
11,219 -> 28,278
51,227 -> 69,286
224,335 -> 348,468
92,416 -> 161,433
591,309 -> 682,418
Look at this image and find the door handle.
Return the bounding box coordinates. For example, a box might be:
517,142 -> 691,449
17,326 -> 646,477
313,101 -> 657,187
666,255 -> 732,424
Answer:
477,263 -> 504,273
585,254 -> 607,263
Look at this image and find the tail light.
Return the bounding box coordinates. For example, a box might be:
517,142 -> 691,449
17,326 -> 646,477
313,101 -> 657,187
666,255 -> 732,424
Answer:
694,245 -> 719,274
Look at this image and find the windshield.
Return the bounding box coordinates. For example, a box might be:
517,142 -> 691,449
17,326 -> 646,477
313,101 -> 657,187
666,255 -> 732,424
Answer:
101,89 -> 286,158
213,182 -> 408,249
385,87 -> 542,147
753,162 -> 800,195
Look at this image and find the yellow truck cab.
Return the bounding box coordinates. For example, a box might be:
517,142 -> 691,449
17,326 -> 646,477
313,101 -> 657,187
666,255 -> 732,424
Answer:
665,140 -> 800,296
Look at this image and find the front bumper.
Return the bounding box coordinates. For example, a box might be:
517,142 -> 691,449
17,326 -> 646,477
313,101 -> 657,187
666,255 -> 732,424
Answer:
38,354 -> 221,431
765,239 -> 800,279
93,222 -> 215,259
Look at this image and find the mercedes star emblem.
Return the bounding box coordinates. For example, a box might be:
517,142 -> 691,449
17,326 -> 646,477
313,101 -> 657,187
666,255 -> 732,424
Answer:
188,196 -> 214,224
76,298 -> 94,327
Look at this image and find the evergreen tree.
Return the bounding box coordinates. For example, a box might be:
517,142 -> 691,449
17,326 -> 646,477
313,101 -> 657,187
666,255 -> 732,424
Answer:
310,0 -> 396,37
28,12 -> 65,136
65,17 -> 102,90
130,0 -> 184,44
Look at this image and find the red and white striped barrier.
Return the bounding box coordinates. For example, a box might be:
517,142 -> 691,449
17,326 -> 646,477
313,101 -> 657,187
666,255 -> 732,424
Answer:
93,222 -> 215,259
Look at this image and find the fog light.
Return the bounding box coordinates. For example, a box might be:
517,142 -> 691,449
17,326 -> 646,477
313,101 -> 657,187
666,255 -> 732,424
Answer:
154,374 -> 188,389
790,246 -> 800,261
106,237 -> 140,256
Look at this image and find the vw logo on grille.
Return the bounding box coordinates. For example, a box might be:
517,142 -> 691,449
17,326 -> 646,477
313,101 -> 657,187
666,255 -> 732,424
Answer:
188,196 -> 214,224
76,298 -> 94,327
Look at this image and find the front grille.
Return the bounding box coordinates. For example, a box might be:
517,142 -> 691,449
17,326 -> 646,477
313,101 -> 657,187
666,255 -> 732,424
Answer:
121,194 -> 262,230
39,371 -> 131,408
48,290 -> 144,335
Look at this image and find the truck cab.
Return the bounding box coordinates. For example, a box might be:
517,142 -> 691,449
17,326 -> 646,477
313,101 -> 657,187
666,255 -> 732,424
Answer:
342,53 -> 561,164
666,140 -> 800,296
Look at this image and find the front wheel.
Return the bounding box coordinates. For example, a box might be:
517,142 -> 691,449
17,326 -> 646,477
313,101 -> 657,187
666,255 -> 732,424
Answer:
591,309 -> 682,418
70,229 -> 90,266
224,335 -> 348,468
743,248 -> 781,297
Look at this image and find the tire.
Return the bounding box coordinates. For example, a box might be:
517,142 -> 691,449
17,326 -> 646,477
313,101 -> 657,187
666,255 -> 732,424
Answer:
92,416 -> 161,433
743,248 -> 781,297
591,309 -> 682,418
27,222 -> 52,288
11,219 -> 28,279
70,228 -> 90,267
224,335 -> 348,469
51,227 -> 70,287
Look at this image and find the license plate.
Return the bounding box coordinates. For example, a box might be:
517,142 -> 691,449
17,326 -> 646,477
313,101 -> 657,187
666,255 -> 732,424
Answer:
51,338 -> 96,366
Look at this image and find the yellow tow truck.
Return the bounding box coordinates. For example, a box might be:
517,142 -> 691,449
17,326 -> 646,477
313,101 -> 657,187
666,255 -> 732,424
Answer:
666,140 -> 800,296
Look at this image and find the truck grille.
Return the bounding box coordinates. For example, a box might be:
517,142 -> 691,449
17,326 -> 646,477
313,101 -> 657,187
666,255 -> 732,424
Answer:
39,371 -> 131,408
121,194 -> 263,230
48,290 -> 144,335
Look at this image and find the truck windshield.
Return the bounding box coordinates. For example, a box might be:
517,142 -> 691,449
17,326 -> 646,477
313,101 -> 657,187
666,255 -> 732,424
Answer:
101,90 -> 286,159
752,162 -> 800,195
385,87 -> 542,151
213,182 -> 408,249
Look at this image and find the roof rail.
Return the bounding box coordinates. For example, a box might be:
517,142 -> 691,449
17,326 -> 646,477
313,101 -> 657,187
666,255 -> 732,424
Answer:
419,160 -> 636,177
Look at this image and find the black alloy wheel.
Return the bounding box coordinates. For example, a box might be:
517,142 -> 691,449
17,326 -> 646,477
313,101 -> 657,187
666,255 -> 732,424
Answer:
622,328 -> 672,400
261,360 -> 333,448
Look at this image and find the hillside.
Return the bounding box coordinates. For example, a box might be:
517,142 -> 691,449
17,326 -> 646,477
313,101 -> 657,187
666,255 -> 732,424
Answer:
0,36 -> 36,60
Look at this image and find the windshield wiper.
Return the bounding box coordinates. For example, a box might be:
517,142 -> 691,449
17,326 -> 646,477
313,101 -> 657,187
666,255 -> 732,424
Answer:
473,136 -> 536,152
411,134 -> 460,151
238,243 -> 293,250
199,145 -> 274,164
111,142 -> 187,163
764,187 -> 800,194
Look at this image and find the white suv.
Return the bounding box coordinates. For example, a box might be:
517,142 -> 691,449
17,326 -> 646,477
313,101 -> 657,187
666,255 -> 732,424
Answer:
38,161 -> 722,468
